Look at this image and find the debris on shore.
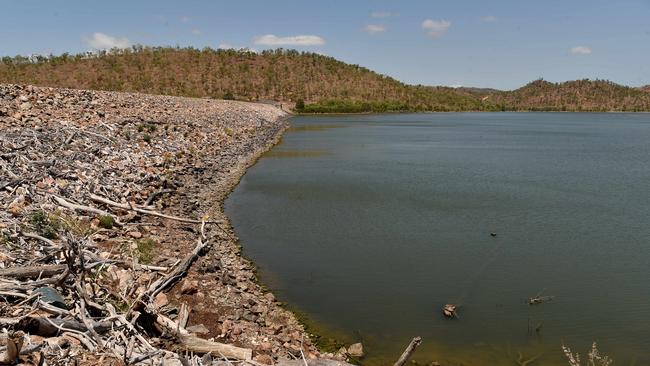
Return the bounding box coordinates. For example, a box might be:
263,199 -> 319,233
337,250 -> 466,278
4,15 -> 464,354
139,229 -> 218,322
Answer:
0,84 -> 356,365
442,304 -> 458,318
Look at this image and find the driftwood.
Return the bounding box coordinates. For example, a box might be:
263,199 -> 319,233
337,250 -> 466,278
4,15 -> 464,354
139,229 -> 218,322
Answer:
16,316 -> 114,337
0,264 -> 67,280
393,336 -> 422,366
52,195 -> 123,226
90,194 -> 222,225
443,304 -> 458,318
144,236 -> 208,300
154,313 -> 252,360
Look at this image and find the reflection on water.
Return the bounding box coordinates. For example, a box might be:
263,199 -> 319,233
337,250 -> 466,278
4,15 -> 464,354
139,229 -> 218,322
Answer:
226,113 -> 650,365
288,124 -> 345,132
265,149 -> 330,158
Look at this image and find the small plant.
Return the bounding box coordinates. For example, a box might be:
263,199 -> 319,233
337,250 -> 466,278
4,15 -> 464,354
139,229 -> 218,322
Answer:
223,92 -> 234,100
136,239 -> 155,264
143,134 -> 152,144
29,210 -> 61,239
0,230 -> 11,246
98,215 -> 114,229
124,131 -> 131,140
138,123 -> 157,133
224,127 -> 234,136
562,342 -> 612,366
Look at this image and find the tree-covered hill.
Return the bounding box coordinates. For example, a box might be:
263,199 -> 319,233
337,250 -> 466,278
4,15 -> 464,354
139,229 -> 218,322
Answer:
0,47 -> 487,112
486,79 -> 650,112
1,47 -> 649,112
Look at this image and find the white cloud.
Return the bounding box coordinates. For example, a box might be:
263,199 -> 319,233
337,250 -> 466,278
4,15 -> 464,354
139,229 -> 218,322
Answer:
371,11 -> 397,18
422,19 -> 451,38
180,16 -> 190,22
218,43 -> 234,49
365,24 -> 386,34
481,15 -> 497,22
191,28 -> 202,35
253,34 -> 325,46
570,46 -> 592,55
85,32 -> 130,50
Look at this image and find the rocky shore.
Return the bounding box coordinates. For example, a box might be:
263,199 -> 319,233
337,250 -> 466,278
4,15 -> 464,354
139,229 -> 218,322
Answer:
0,84 -> 354,365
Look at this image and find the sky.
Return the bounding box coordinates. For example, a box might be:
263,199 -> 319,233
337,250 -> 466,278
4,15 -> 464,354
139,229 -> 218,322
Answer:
1,0 -> 649,90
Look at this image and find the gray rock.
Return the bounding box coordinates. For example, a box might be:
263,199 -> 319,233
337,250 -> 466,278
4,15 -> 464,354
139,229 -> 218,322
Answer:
347,343 -> 364,357
186,323 -> 210,334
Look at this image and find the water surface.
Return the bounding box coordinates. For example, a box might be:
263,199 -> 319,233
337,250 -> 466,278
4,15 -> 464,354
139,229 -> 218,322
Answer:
225,113 -> 650,365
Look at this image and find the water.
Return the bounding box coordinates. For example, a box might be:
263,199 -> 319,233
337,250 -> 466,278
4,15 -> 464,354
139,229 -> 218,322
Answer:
225,113 -> 650,365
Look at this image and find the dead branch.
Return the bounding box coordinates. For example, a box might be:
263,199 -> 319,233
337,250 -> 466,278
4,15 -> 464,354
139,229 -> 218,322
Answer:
90,193 -> 222,225
393,336 -> 422,366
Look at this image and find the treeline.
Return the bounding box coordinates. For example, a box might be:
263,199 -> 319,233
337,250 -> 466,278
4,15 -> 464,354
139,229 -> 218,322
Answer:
1,46 -> 649,112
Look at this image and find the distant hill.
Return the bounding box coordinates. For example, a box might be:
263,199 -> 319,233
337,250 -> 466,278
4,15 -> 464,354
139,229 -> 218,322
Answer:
485,79 -> 650,112
1,47 -> 649,112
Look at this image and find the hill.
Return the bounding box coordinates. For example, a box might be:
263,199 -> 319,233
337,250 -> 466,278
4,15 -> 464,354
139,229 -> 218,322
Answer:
1,47 -> 649,112
0,47 -> 487,113
486,79 -> 650,112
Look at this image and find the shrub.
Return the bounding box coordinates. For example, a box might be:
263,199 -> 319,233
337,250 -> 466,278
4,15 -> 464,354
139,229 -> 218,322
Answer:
295,98 -> 305,111
29,210 -> 61,239
98,215 -> 114,229
143,134 -> 152,144
223,92 -> 234,100
136,239 -> 155,264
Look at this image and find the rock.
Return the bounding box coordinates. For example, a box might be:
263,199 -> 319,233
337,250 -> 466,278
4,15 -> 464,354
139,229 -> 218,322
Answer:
34,287 -> 68,309
154,292 -> 169,308
19,102 -> 32,110
180,279 -> 199,294
127,231 -> 142,239
186,323 -> 209,334
347,343 -> 364,357
264,292 -> 275,303
258,342 -> 272,352
254,354 -> 274,365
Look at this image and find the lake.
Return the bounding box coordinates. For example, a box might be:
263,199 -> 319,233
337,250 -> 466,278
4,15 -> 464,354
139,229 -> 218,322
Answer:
224,113 -> 650,365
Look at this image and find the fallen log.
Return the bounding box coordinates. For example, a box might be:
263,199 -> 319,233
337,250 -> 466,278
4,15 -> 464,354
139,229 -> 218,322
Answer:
89,194 -> 222,225
154,313 -> 252,360
52,195 -> 123,226
16,316 -> 115,337
144,237 -> 208,300
393,336 -> 422,366
0,264 -> 66,280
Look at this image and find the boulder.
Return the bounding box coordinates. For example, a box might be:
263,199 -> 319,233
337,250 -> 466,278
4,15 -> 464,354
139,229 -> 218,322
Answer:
347,343 -> 364,357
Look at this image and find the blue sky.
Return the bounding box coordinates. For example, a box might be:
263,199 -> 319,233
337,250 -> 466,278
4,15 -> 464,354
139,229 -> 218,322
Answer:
1,0 -> 649,89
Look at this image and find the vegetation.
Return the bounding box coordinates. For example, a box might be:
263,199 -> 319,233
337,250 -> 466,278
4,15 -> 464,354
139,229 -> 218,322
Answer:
488,79 -> 650,112
136,238 -> 155,264
1,47 -> 648,112
98,215 -> 114,229
29,210 -> 61,239
0,46 -> 489,112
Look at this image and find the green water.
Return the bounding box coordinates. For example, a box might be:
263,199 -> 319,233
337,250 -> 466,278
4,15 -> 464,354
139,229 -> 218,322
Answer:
225,113 -> 650,365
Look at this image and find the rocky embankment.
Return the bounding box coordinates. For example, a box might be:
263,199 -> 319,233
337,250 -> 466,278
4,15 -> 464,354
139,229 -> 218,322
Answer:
0,84 -> 353,365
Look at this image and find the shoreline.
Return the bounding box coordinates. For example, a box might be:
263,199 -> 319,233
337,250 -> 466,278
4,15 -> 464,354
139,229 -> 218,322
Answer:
0,84 -> 350,365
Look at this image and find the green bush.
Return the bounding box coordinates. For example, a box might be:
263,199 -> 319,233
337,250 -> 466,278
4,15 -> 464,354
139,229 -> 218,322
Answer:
98,215 -> 114,229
